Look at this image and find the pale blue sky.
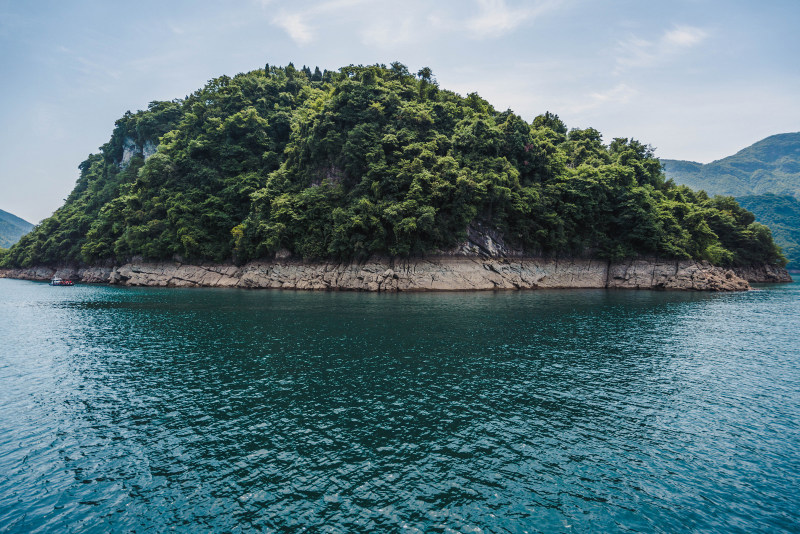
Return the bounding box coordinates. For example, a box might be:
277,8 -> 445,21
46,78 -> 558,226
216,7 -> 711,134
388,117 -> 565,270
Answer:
1,0 -> 798,223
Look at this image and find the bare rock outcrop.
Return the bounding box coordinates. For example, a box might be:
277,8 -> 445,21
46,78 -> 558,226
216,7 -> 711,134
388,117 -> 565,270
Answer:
0,257 -> 765,292
607,260 -> 751,291
733,263 -> 794,283
120,137 -> 158,168
442,222 -> 524,258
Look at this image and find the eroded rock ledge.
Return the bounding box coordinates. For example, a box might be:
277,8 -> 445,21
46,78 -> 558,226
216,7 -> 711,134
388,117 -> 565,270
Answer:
1,257 -> 788,291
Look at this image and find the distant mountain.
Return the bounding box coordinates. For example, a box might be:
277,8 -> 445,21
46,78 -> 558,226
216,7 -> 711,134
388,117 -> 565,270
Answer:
662,133 -> 800,269
0,209 -> 34,249
661,132 -> 800,198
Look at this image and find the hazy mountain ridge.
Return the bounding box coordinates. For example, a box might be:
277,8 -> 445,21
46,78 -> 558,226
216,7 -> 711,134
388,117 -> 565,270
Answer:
0,209 -> 33,249
662,132 -> 800,198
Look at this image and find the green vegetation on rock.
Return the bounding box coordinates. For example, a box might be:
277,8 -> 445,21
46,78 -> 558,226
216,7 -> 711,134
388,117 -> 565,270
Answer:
1,63 -> 786,268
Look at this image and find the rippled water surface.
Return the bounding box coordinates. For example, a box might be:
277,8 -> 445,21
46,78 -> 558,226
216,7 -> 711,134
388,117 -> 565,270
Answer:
1,279 -> 799,532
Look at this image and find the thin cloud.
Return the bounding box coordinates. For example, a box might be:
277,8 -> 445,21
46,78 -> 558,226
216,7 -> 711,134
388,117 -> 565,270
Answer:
465,0 -> 527,38
616,24 -> 709,71
273,12 -> 313,45
361,17 -> 416,48
464,0 -> 562,39
664,25 -> 707,47
271,0 -> 566,47
564,83 -> 639,114
590,83 -> 637,105
270,0 -> 371,44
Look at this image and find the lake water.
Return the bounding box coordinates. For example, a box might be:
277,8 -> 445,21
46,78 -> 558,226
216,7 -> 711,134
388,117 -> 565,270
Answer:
1,279 -> 799,533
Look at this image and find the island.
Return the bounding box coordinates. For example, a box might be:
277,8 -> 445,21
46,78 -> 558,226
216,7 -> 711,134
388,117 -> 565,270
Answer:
0,63 -> 791,291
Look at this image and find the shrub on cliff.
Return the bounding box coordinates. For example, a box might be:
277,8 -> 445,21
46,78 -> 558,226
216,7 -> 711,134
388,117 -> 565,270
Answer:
0,63 -> 786,268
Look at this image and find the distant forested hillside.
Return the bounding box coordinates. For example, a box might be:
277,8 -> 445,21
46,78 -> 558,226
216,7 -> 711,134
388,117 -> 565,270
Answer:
0,209 -> 33,249
662,133 -> 800,268
0,63 -> 785,269
662,133 -> 800,198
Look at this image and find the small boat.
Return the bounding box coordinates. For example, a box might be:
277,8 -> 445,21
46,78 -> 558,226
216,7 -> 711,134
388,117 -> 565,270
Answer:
50,277 -> 74,286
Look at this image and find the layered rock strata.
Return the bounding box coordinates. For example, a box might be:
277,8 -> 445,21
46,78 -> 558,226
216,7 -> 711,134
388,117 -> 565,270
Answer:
1,257 -> 780,291
728,263 -> 793,283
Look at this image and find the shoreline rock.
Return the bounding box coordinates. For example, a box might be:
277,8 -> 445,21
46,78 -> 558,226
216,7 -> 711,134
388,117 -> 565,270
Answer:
0,257 -> 787,291
729,263 -> 794,284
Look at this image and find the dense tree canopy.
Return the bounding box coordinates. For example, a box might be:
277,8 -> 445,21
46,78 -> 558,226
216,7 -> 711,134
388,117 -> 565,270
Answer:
0,63 -> 786,268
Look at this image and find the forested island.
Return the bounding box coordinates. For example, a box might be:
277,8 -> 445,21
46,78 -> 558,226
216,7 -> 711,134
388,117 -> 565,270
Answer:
0,63 -> 790,290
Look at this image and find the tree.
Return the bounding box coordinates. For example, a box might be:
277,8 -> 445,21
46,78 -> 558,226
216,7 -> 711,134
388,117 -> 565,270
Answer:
417,66 -> 432,82
532,112 -> 567,135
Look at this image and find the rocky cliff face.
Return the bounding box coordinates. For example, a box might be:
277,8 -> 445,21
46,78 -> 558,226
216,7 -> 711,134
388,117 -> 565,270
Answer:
1,257 -> 773,292
120,137 -> 157,168
443,222 -> 524,258
731,263 -> 794,283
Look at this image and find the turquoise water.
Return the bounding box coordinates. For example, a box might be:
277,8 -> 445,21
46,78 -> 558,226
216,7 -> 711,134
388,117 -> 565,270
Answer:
0,279 -> 799,532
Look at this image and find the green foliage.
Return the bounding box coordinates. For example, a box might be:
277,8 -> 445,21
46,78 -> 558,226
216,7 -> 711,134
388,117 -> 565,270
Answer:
0,63 -> 786,269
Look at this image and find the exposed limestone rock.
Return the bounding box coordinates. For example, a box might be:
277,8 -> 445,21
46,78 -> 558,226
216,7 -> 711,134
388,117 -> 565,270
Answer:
607,260 -> 751,291
1,257 -> 775,292
275,248 -> 292,260
142,140 -> 157,160
120,136 -> 158,168
120,136 -> 138,167
733,263 -> 794,283
444,222 -> 524,258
